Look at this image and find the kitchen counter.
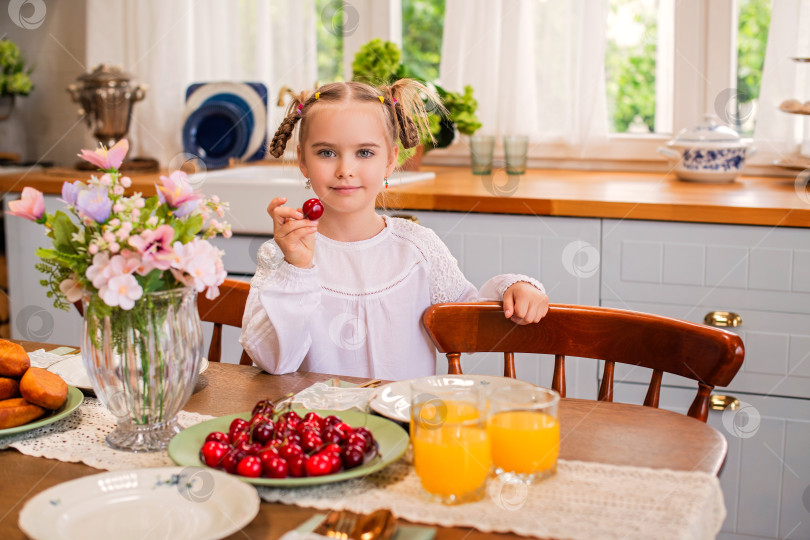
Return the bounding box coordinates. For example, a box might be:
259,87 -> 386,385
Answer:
2,164 -> 808,227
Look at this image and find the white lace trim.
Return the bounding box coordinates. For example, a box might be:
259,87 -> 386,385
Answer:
0,397 -> 213,470
496,273 -> 546,297
259,456 -> 725,540
250,240 -> 284,288
388,218 -> 469,304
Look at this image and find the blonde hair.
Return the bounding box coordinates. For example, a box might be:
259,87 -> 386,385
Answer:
268,79 -> 445,158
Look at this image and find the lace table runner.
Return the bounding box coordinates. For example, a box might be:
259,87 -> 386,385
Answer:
259,457 -> 725,540
0,397 -> 213,470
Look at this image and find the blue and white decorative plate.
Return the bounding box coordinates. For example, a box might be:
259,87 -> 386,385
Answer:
182,82 -> 268,169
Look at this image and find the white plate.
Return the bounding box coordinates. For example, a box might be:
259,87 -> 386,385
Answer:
184,82 -> 267,161
49,355 -> 209,393
369,374 -> 537,423
19,466 -> 259,540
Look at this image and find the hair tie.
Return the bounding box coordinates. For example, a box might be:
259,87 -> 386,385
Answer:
378,96 -> 384,104
296,104 -> 303,115
393,98 -> 398,104
315,92 -> 321,100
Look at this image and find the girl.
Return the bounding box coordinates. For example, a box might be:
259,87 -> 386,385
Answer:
239,79 -> 548,380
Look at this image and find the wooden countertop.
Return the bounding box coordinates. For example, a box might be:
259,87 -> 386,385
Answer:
2,164 -> 809,228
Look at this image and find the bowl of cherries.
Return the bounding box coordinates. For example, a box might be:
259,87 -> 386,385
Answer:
168,398 -> 409,486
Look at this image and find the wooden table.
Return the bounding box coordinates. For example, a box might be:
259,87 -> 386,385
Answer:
0,359 -> 728,540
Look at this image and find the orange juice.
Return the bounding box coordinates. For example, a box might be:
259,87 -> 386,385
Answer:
490,410 -> 559,475
411,400 -> 491,501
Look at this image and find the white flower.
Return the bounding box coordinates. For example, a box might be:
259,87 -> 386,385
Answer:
100,273 -> 143,310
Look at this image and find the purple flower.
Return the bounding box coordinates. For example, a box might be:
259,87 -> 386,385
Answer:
76,186 -> 113,223
60,181 -> 85,206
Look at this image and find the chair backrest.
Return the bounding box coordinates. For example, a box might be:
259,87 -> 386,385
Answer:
422,302 -> 745,422
197,279 -> 252,365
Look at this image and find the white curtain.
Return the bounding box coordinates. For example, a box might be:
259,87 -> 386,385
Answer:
752,0 -> 810,160
86,0 -> 317,166
440,0 -> 609,151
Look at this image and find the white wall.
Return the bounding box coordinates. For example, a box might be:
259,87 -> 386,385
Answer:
0,0 -> 94,166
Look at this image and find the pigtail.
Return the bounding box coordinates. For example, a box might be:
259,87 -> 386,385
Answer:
268,90 -> 310,158
385,78 -> 446,149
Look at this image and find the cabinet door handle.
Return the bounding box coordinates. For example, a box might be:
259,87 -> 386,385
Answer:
704,311 -> 742,327
710,394 -> 740,411
391,214 -> 419,224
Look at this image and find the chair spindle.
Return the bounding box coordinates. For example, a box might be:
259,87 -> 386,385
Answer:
688,382 -> 714,423
503,352 -> 516,378
208,324 -> 223,363
598,361 -> 615,402
644,369 -> 663,408
552,354 -> 566,398
447,352 -> 463,374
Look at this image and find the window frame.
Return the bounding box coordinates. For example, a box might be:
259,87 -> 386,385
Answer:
344,0 -> 782,174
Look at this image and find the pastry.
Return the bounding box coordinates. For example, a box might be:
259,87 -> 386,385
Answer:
0,377 -> 20,400
19,367 -> 68,410
0,397 -> 46,429
0,340 -> 30,377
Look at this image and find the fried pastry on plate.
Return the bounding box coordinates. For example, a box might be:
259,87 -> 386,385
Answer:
20,367 -> 69,410
0,340 -> 30,377
0,397 -> 46,429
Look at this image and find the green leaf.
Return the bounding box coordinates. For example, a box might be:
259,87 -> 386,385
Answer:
139,269 -> 166,294
49,211 -> 79,254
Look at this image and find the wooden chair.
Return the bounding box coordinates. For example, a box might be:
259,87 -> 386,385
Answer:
197,279 -> 253,365
74,278 -> 253,365
422,302 -> 745,422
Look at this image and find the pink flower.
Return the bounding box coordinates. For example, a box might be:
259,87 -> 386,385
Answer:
78,139 -> 129,171
156,171 -> 202,217
169,239 -> 226,298
100,273 -> 143,310
127,224 -> 175,271
86,252 -> 112,289
8,187 -> 45,222
59,277 -> 83,303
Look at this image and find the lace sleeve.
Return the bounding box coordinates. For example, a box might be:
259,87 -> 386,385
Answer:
407,225 -> 474,304
250,240 -> 284,288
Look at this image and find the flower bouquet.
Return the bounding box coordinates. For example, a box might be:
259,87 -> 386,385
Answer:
8,140 -> 231,451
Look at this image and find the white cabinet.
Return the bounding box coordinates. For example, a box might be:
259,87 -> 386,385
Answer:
4,194 -> 83,346
602,219 -> 810,540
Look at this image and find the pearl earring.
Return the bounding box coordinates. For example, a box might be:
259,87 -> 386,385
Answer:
305,178 -> 311,190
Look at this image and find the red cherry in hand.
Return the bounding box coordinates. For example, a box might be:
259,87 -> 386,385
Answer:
302,198 -> 324,220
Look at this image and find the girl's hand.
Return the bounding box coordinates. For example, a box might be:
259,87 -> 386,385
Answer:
267,197 -> 319,269
502,282 -> 549,325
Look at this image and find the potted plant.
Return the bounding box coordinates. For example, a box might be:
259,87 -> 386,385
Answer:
351,38 -> 481,168
0,39 -> 34,120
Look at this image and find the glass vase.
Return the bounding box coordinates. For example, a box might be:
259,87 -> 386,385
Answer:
82,287 -> 204,452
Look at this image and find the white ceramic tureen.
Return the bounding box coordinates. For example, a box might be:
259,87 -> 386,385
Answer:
657,117 -> 756,182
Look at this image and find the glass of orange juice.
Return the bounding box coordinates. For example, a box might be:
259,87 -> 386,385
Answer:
410,378 -> 491,504
488,385 -> 560,484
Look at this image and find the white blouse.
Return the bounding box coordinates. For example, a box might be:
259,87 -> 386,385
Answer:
239,216 -> 544,381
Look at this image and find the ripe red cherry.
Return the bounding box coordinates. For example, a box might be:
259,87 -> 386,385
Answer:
305,453 -> 332,477
287,454 -> 306,477
324,452 -> 342,473
302,198 -> 324,220
301,431 -> 324,453
261,455 -> 289,479
252,398 -> 275,417
236,455 -> 263,477
253,421 -> 275,444
204,431 -> 229,445
221,450 -> 246,474
200,441 -> 229,468
278,442 -> 304,461
342,446 -> 365,470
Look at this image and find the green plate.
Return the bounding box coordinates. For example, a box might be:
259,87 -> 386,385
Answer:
0,386 -> 83,437
168,408 -> 409,487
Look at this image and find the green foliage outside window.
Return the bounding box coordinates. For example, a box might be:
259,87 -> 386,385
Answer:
402,0 -> 445,83
736,0 -> 770,135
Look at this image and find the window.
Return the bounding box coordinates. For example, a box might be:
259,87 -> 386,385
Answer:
316,0 -> 345,83
605,0 -> 659,134
401,0 -> 445,82
735,0 -> 771,136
